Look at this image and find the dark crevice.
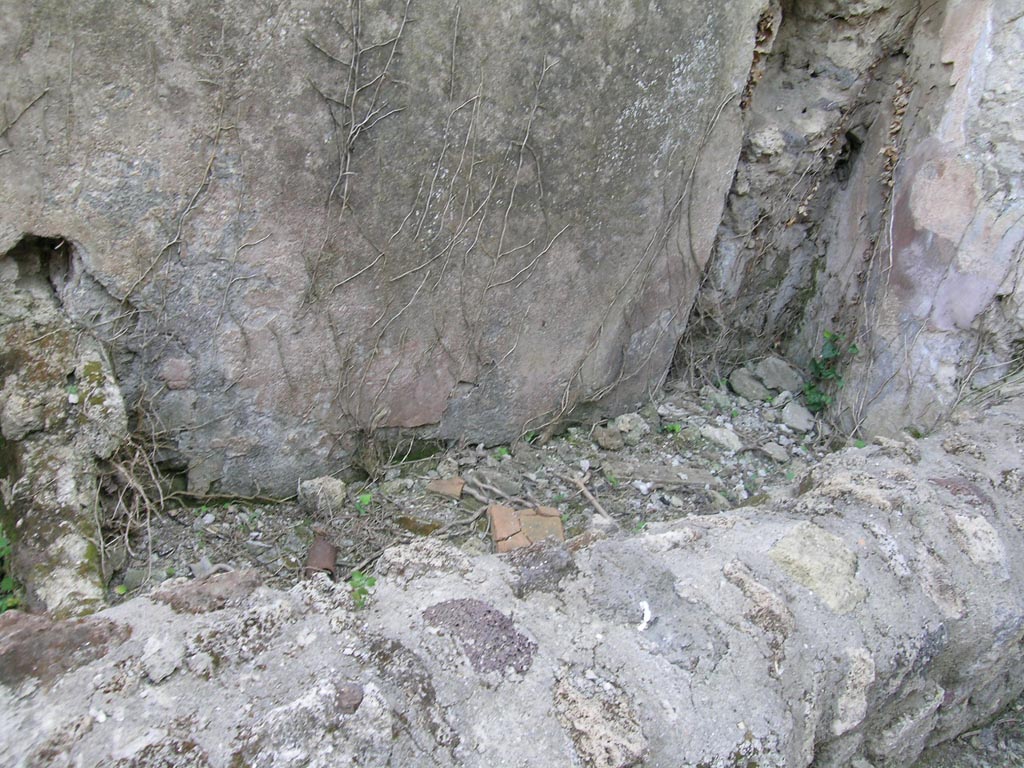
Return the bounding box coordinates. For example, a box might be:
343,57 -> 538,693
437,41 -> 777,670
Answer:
3,234 -> 73,304
833,129 -> 865,183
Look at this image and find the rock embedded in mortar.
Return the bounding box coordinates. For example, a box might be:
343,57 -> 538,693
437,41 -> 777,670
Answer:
504,540 -> 577,598
422,598 -> 537,675
0,611 -> 132,688
770,521 -> 867,614
152,569 -> 263,614
555,672 -> 648,768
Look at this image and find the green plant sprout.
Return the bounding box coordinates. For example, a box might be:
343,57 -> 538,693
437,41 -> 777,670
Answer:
804,331 -> 859,413
0,527 -> 21,612
605,472 -> 620,488
663,423 -> 682,434
494,446 -> 510,458
349,570 -> 376,609
355,492 -> 373,515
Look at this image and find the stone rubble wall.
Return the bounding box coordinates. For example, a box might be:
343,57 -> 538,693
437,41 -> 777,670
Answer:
2,394 -> 1023,767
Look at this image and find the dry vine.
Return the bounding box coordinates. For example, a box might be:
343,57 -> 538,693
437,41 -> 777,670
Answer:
304,0 -> 412,302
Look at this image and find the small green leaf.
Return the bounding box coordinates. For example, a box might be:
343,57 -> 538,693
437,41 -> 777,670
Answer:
355,492 -> 373,514
114,584 -> 128,596
349,569 -> 376,609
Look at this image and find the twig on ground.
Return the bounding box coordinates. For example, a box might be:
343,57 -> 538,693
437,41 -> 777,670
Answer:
561,472 -> 614,525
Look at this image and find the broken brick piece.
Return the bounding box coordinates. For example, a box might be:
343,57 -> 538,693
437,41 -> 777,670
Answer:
488,504 -> 522,542
426,476 -> 465,500
521,513 -> 564,545
490,504 -> 564,552
497,532 -> 532,553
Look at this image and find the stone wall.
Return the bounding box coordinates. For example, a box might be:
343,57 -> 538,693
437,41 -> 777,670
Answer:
1,0 -> 768,494
680,0 -> 1024,438
834,0 -> 1024,436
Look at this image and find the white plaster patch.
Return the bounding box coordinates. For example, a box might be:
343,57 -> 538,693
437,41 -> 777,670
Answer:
953,513 -> 1006,570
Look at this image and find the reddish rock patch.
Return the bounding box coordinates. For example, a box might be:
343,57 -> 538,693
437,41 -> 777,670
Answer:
152,570 -> 263,614
0,611 -> 131,688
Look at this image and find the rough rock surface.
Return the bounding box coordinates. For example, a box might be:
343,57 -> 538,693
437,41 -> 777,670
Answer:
682,0 -> 1024,439
0,237 -> 128,617
0,0 -> 768,494
3,394 -> 1023,767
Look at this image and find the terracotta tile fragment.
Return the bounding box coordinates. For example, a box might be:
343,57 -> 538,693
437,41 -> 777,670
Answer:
426,476 -> 465,499
490,504 -> 564,552
497,532 -> 532,553
488,504 -> 522,542
521,513 -> 564,545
